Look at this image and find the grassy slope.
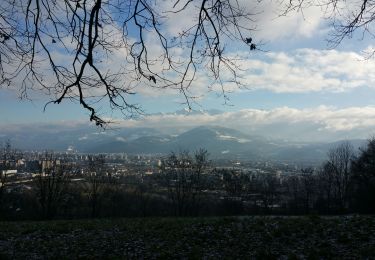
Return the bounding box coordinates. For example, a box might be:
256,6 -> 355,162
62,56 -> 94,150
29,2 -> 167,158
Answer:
0,216 -> 374,259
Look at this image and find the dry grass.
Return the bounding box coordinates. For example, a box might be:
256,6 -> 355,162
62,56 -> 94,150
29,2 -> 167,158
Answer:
0,215 -> 374,259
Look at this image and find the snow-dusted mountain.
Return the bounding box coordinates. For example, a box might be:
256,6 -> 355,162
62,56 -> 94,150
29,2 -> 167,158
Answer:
0,124 -> 367,163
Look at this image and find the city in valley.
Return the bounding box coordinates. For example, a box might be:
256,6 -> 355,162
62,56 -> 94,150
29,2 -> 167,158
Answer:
0,137 -> 370,219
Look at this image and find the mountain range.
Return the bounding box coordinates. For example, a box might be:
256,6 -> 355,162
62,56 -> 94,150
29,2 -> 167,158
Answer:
0,124 -> 367,163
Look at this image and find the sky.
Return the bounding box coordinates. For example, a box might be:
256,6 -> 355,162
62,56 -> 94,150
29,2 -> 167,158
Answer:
1,0 -> 375,141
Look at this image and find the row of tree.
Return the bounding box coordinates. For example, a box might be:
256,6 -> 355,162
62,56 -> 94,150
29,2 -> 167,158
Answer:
215,140 -> 375,215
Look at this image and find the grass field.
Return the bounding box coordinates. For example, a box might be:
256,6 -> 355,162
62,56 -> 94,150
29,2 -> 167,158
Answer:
0,216 -> 374,259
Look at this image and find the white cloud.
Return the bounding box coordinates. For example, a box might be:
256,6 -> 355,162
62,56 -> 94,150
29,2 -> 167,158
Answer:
206,48 -> 375,94
4,1 -> 368,101
116,136 -> 127,142
78,136 -> 88,141
226,0 -> 328,41
158,0 -> 326,42
114,47 -> 375,98
4,1 -> 375,125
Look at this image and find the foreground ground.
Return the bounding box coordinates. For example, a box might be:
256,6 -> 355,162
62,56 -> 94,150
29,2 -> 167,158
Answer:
0,216 -> 374,259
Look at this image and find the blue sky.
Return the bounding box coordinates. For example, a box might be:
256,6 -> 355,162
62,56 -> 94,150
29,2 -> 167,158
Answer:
1,1 -> 375,141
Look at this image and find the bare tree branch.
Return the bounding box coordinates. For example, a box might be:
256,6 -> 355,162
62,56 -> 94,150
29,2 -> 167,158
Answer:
0,0 -> 257,126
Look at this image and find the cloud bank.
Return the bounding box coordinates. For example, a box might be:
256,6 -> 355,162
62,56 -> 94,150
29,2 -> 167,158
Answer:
2,105 -> 375,142
109,106 -> 375,141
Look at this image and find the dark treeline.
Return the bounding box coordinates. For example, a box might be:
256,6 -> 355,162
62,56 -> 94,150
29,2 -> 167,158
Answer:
0,139 -> 375,221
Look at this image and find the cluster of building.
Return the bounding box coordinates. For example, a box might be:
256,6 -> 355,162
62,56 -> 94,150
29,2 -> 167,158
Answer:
1,146 -> 313,191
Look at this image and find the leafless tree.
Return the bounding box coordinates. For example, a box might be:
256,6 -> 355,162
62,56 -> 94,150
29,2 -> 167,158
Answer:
285,172 -> 315,214
222,169 -> 244,197
317,159 -> 337,212
351,137 -> 375,212
0,141 -> 12,212
282,0 -> 375,50
299,167 -> 316,213
351,138 -> 375,182
258,173 -> 280,212
35,152 -> 71,219
134,182 -> 152,217
285,174 -> 301,212
323,141 -> 354,210
161,149 -> 209,216
0,141 -> 22,213
85,154 -> 107,218
0,0 -> 257,126
0,141 -> 11,188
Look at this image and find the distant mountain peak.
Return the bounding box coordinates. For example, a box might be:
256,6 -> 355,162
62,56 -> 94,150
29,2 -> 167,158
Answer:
0,123 -> 367,163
